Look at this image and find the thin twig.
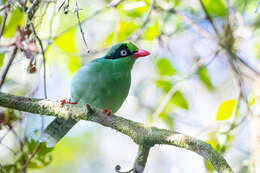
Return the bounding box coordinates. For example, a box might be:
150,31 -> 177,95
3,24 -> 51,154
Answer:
0,47 -> 18,89
1,142 -> 17,154
236,55 -> 260,76
130,0 -> 156,41
155,5 -> 213,39
21,143 -> 41,171
0,3 -> 10,12
176,11 -> 212,39
50,0 -> 126,44
199,0 -> 220,37
0,7 -> 9,39
0,130 -> 9,142
30,23 -> 47,99
64,0 -> 69,14
75,0 -> 90,53
26,0 -> 40,19
152,50 -> 219,118
255,0 -> 260,13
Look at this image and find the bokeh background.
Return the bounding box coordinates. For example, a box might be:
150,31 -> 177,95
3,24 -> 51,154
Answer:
0,0 -> 259,172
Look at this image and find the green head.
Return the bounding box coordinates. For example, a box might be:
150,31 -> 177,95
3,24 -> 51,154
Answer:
104,42 -> 150,60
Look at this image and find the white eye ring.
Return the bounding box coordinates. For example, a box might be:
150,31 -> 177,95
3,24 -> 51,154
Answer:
120,50 -> 128,56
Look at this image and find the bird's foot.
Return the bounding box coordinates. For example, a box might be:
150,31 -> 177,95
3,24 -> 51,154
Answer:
103,109 -> 112,116
59,99 -> 77,107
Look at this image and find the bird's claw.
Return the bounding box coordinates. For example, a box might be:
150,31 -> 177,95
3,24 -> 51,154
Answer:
59,99 -> 77,108
59,99 -> 66,107
103,109 -> 112,116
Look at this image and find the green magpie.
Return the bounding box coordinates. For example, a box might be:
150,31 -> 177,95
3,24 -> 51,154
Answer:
41,42 -> 150,147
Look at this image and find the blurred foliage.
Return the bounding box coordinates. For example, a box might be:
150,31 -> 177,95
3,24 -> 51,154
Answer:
26,141 -> 53,169
0,140 -> 53,172
201,0 -> 227,17
216,99 -> 237,121
0,0 -> 258,172
0,109 -> 19,129
248,93 -> 255,106
156,58 -> 176,76
3,8 -> 25,38
170,91 -> 189,110
0,53 -> 5,68
55,29 -> 77,54
143,19 -> 160,40
197,65 -> 214,91
205,131 -> 234,172
156,79 -> 172,93
117,0 -> 149,18
104,20 -> 139,46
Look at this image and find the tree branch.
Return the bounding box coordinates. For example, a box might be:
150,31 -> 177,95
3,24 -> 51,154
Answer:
0,92 -> 233,173
133,145 -> 151,173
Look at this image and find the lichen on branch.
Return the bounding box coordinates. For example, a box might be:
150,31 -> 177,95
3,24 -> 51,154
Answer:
0,92 -> 233,173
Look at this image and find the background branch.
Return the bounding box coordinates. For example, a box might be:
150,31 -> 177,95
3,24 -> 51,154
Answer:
0,92 -> 233,173
0,47 -> 18,89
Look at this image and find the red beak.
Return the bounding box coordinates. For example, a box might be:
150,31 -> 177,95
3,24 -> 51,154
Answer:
132,49 -> 150,58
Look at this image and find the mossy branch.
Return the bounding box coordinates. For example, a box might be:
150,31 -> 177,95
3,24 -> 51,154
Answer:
0,92 -> 233,173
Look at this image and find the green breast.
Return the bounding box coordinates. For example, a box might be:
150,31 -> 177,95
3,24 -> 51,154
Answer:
71,57 -> 135,112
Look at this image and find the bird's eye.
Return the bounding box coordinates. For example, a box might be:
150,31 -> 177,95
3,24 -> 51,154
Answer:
120,50 -> 128,56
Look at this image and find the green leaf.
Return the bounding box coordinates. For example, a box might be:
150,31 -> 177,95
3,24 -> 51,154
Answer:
156,58 -> 176,76
117,0 -> 149,18
253,43 -> 260,60
68,56 -> 81,74
216,99 -> 237,121
204,159 -> 214,172
170,91 -> 189,110
197,65 -> 214,90
55,28 -> 77,54
116,20 -> 139,41
162,115 -> 174,130
156,79 -> 172,93
0,53 -> 5,68
158,105 -> 175,130
248,93 -> 255,106
0,164 -> 18,173
234,0 -> 248,12
174,0 -> 181,6
26,140 -> 54,169
206,132 -> 218,149
143,19 -> 160,41
0,16 -> 2,28
201,0 -> 227,17
104,32 -> 115,47
103,20 -> 139,46
3,8 -> 25,38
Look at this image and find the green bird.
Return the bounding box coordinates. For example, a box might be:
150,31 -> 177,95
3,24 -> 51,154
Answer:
41,42 -> 150,147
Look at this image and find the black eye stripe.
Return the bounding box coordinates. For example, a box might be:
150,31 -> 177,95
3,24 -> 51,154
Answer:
105,44 -> 132,59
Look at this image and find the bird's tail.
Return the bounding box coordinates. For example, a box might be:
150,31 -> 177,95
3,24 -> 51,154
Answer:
40,117 -> 77,147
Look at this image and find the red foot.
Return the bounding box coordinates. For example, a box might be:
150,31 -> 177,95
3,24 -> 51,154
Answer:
103,108 -> 112,116
59,99 -> 78,107
68,99 -> 77,104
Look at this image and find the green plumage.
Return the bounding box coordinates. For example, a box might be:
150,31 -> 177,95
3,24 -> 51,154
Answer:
41,42 -> 142,147
71,57 -> 135,111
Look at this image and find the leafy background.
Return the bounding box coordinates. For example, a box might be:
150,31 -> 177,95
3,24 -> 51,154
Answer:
0,0 -> 259,172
